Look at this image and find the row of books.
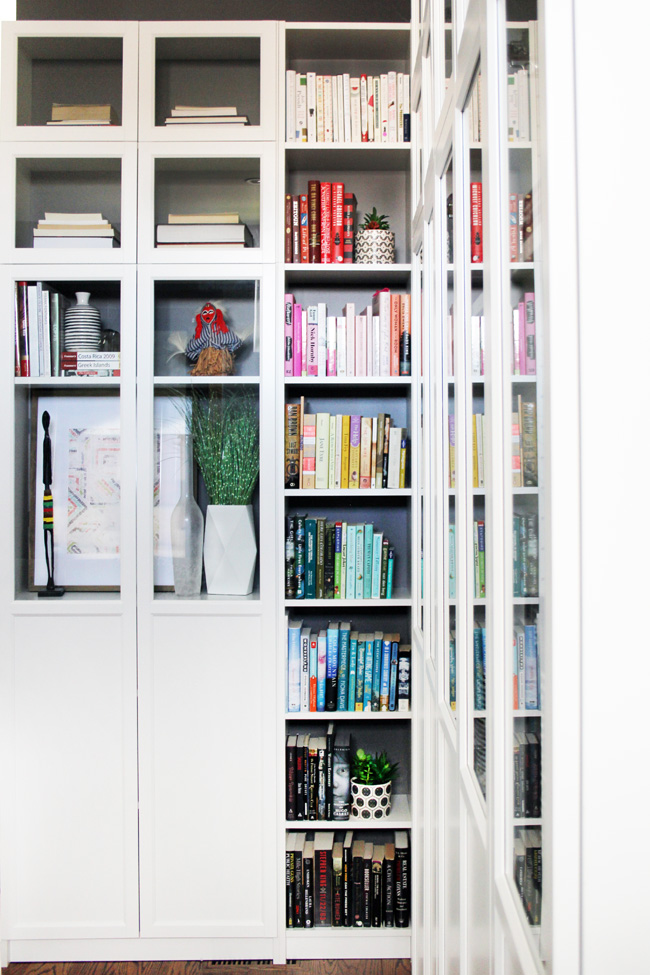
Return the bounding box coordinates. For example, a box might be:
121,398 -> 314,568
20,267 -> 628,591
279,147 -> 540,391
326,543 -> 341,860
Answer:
33,211 -> 119,249
447,412 -> 486,490
514,826 -> 542,925
507,68 -> 532,143
15,281 -> 66,378
285,70 -> 410,145
47,102 -> 118,125
284,290 -> 411,377
513,733 -> 541,818
285,182 -> 359,264
513,621 -> 539,711
287,620 -> 411,714
155,212 -> 253,247
447,521 -> 486,600
285,404 -> 408,492
285,517 -> 396,601
286,829 -> 410,929
512,396 -> 538,488
163,104 -> 249,125
512,292 -> 536,374
286,725 -> 351,820
473,626 -> 487,711
513,513 -> 538,598
466,73 -> 483,143
509,192 -> 534,263
449,629 -> 456,711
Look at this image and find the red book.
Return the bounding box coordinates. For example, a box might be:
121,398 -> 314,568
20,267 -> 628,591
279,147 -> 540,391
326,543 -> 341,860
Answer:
292,195 -> 300,263
15,281 -> 29,377
390,294 -> 400,376
320,182 -> 332,263
470,181 -> 483,263
299,193 -> 309,263
331,182 -> 345,263
343,192 -> 356,264
308,180 -> 321,262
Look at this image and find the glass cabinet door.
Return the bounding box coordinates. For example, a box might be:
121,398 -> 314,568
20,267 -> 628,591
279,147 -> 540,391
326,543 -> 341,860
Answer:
441,151 -> 456,718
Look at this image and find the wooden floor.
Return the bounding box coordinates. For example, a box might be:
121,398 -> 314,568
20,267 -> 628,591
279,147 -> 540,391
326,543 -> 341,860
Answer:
4,963 -> 411,975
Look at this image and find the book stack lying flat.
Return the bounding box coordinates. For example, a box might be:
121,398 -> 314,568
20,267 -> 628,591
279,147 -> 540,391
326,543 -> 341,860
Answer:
33,212 -> 120,248
156,212 -> 253,247
47,103 -> 118,125
164,105 -> 249,125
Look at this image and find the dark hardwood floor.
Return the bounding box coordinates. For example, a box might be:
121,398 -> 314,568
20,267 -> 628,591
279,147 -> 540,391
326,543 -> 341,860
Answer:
4,962 -> 411,975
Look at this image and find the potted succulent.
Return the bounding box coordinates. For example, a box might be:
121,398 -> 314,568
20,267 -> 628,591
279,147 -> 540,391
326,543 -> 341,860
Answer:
355,206 -> 396,264
350,747 -> 400,819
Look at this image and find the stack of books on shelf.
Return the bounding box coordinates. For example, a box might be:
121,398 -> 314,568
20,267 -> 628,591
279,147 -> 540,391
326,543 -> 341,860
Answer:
284,290 -> 411,377
513,826 -> 542,925
156,212 -> 253,247
472,412 -> 485,489
286,70 -> 410,144
60,350 -> 120,378
513,620 -> 539,711
448,412 -> 455,488
286,829 -> 410,929
46,102 -> 118,125
513,513 -> 538,597
512,292 -> 536,373
513,728 -> 541,818
473,625 -> 487,711
285,516 -> 396,601
164,104 -> 249,125
509,192 -> 534,262
33,212 -> 119,249
285,402 -> 408,491
473,519 -> 486,599
286,725 -> 351,821
512,395 -> 537,488
287,621 -> 410,714
286,182 -> 357,264
507,67 -> 531,142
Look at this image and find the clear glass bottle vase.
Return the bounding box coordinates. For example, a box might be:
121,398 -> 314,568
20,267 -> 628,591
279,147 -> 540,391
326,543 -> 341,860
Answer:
170,434 -> 204,597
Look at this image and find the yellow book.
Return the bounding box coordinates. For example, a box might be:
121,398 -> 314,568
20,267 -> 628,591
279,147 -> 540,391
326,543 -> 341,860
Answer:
399,436 -> 407,488
340,415 -> 351,489
472,413 -> 479,488
315,413 -> 330,489
359,416 -> 373,488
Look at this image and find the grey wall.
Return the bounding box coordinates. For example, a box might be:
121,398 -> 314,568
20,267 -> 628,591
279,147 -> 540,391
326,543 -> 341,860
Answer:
18,0 -> 410,22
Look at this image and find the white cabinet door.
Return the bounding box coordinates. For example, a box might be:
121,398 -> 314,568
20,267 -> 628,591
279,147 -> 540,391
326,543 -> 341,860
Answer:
0,613 -> 139,939
138,612 -> 276,938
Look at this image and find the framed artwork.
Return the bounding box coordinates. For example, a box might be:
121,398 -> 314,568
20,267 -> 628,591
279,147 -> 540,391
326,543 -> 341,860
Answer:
31,394 -> 121,590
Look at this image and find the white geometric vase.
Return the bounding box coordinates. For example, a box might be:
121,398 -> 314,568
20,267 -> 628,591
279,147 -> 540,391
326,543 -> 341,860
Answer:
203,504 -> 257,595
350,777 -> 393,819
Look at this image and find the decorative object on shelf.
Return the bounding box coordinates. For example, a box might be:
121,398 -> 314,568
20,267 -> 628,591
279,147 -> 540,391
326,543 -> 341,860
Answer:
168,301 -> 251,377
37,411 -> 65,598
63,292 -> 102,352
350,748 -> 399,819
355,207 -> 396,264
180,386 -> 259,595
170,434 -> 204,597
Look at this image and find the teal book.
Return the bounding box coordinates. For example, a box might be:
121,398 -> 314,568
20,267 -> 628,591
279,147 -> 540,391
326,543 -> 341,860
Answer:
355,524 -> 365,599
379,633 -> 392,710
388,637 -> 399,711
371,632 -> 382,711
347,629 -> 359,712
305,518 -> 317,599
380,538 -> 389,597
346,524 -> 357,599
386,547 -> 395,599
362,635 -> 374,710
363,523 -> 374,599
473,626 -> 485,710
340,521 -> 348,599
337,622 -> 351,710
325,622 -> 339,710
371,531 -> 383,599
334,522 -> 343,598
355,634 -> 367,710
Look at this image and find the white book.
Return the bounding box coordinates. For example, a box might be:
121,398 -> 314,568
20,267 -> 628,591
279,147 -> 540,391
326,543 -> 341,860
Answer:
336,315 -> 347,376
366,303 -> 374,375
518,67 -> 530,141
300,627 -> 311,711
334,414 -> 343,489
343,302 -> 355,376
342,74 -> 352,142
34,226 -> 115,237
296,73 -> 307,141
373,289 -> 391,376
315,413 -> 330,489
43,211 -> 105,223
332,74 -> 340,142
286,69 -> 296,141
26,284 -> 40,378
328,414 -> 337,488
287,620 -> 302,711
507,72 -> 519,142
323,75 -> 333,142
387,71 -> 397,142
471,315 -> 482,378
373,76 -> 381,141
307,305 -> 319,375
360,75 -> 368,141
39,284 -> 52,378
317,302 -> 328,376
316,75 -> 325,141
336,75 -> 345,144
387,426 -> 405,488
34,235 -> 116,249
372,315 -> 381,376
380,74 -> 389,142
327,315 -> 338,376
171,105 -> 237,116
476,413 -> 485,488
307,72 -> 317,142
397,72 -> 404,143
403,74 -> 410,140
355,315 -> 367,377
350,77 -> 361,142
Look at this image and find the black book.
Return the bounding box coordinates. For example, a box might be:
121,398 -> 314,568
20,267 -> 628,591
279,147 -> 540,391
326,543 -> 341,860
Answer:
285,516 -> 296,598
362,841 -> 373,927
352,838 -> 365,926
343,830 -> 354,926
397,644 -> 411,711
315,517 -> 326,597
325,722 -> 335,819
332,839 -> 343,926
383,841 -> 396,926
295,514 -> 306,599
324,522 -> 335,598
332,733 -> 351,821
303,839 -> 314,928
293,832 -> 306,928
286,734 -> 297,820
395,830 -> 410,927
525,731 -> 541,818
285,832 -> 296,927
371,843 -> 384,927
317,736 -> 327,820
308,736 -> 319,820
314,831 -> 335,926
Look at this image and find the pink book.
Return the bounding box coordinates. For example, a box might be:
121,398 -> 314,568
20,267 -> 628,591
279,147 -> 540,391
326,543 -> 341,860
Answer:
355,315 -> 367,377
343,302 -> 355,376
320,182 -> 332,263
524,292 -> 536,375
518,300 -> 526,375
284,294 -> 294,377
365,303 -> 374,375
293,302 -> 302,377
301,307 -> 307,376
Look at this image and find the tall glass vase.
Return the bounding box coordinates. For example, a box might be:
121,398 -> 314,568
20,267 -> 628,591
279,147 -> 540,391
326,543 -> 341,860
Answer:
170,434 -> 204,597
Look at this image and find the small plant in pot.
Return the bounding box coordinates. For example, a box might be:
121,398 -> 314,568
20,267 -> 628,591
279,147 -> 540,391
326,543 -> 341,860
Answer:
355,206 -> 396,264
350,747 -> 400,819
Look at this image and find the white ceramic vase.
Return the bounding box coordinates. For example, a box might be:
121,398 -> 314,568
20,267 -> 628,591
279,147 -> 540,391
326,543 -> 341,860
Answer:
203,504 -> 257,595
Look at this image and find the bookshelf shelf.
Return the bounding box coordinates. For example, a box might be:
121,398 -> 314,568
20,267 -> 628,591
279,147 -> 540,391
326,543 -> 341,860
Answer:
285,792 -> 411,830
284,263 -> 412,286
285,711 -> 411,720
14,376 -> 121,387
284,489 -> 412,498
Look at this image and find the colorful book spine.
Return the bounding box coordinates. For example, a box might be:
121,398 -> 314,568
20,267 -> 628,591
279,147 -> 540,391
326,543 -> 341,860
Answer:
471,181 -> 483,263
316,629 -> 327,711
347,631 -> 358,711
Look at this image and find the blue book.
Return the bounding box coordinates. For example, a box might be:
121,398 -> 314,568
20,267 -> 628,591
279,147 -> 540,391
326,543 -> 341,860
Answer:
305,518 -> 317,598
371,531 -> 383,599
363,523 -> 374,599
316,629 -> 327,711
362,634 -> 374,710
371,632 -> 382,710
347,630 -> 359,712
287,618 -> 303,712
337,622 -> 351,710
325,622 -> 339,711
355,525 -> 365,599
524,623 -> 538,709
379,633 -> 392,710
346,524 -> 357,599
473,627 -> 485,710
388,637 -> 400,710
386,547 -> 395,598
354,634 -> 366,710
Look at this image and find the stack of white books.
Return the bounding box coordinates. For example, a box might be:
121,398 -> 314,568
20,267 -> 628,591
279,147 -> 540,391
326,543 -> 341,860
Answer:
164,105 -> 249,125
33,212 -> 120,248
156,212 -> 253,247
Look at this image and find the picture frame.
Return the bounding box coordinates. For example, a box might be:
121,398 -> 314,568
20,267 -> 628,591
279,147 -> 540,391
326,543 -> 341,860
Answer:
30,393 -> 121,591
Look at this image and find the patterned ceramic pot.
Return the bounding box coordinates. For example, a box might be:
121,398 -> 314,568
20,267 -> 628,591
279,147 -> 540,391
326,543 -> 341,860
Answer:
354,228 -> 396,264
350,777 -> 393,819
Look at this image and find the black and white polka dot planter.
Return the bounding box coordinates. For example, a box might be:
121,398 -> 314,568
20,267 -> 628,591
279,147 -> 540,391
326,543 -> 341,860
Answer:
350,778 -> 393,819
